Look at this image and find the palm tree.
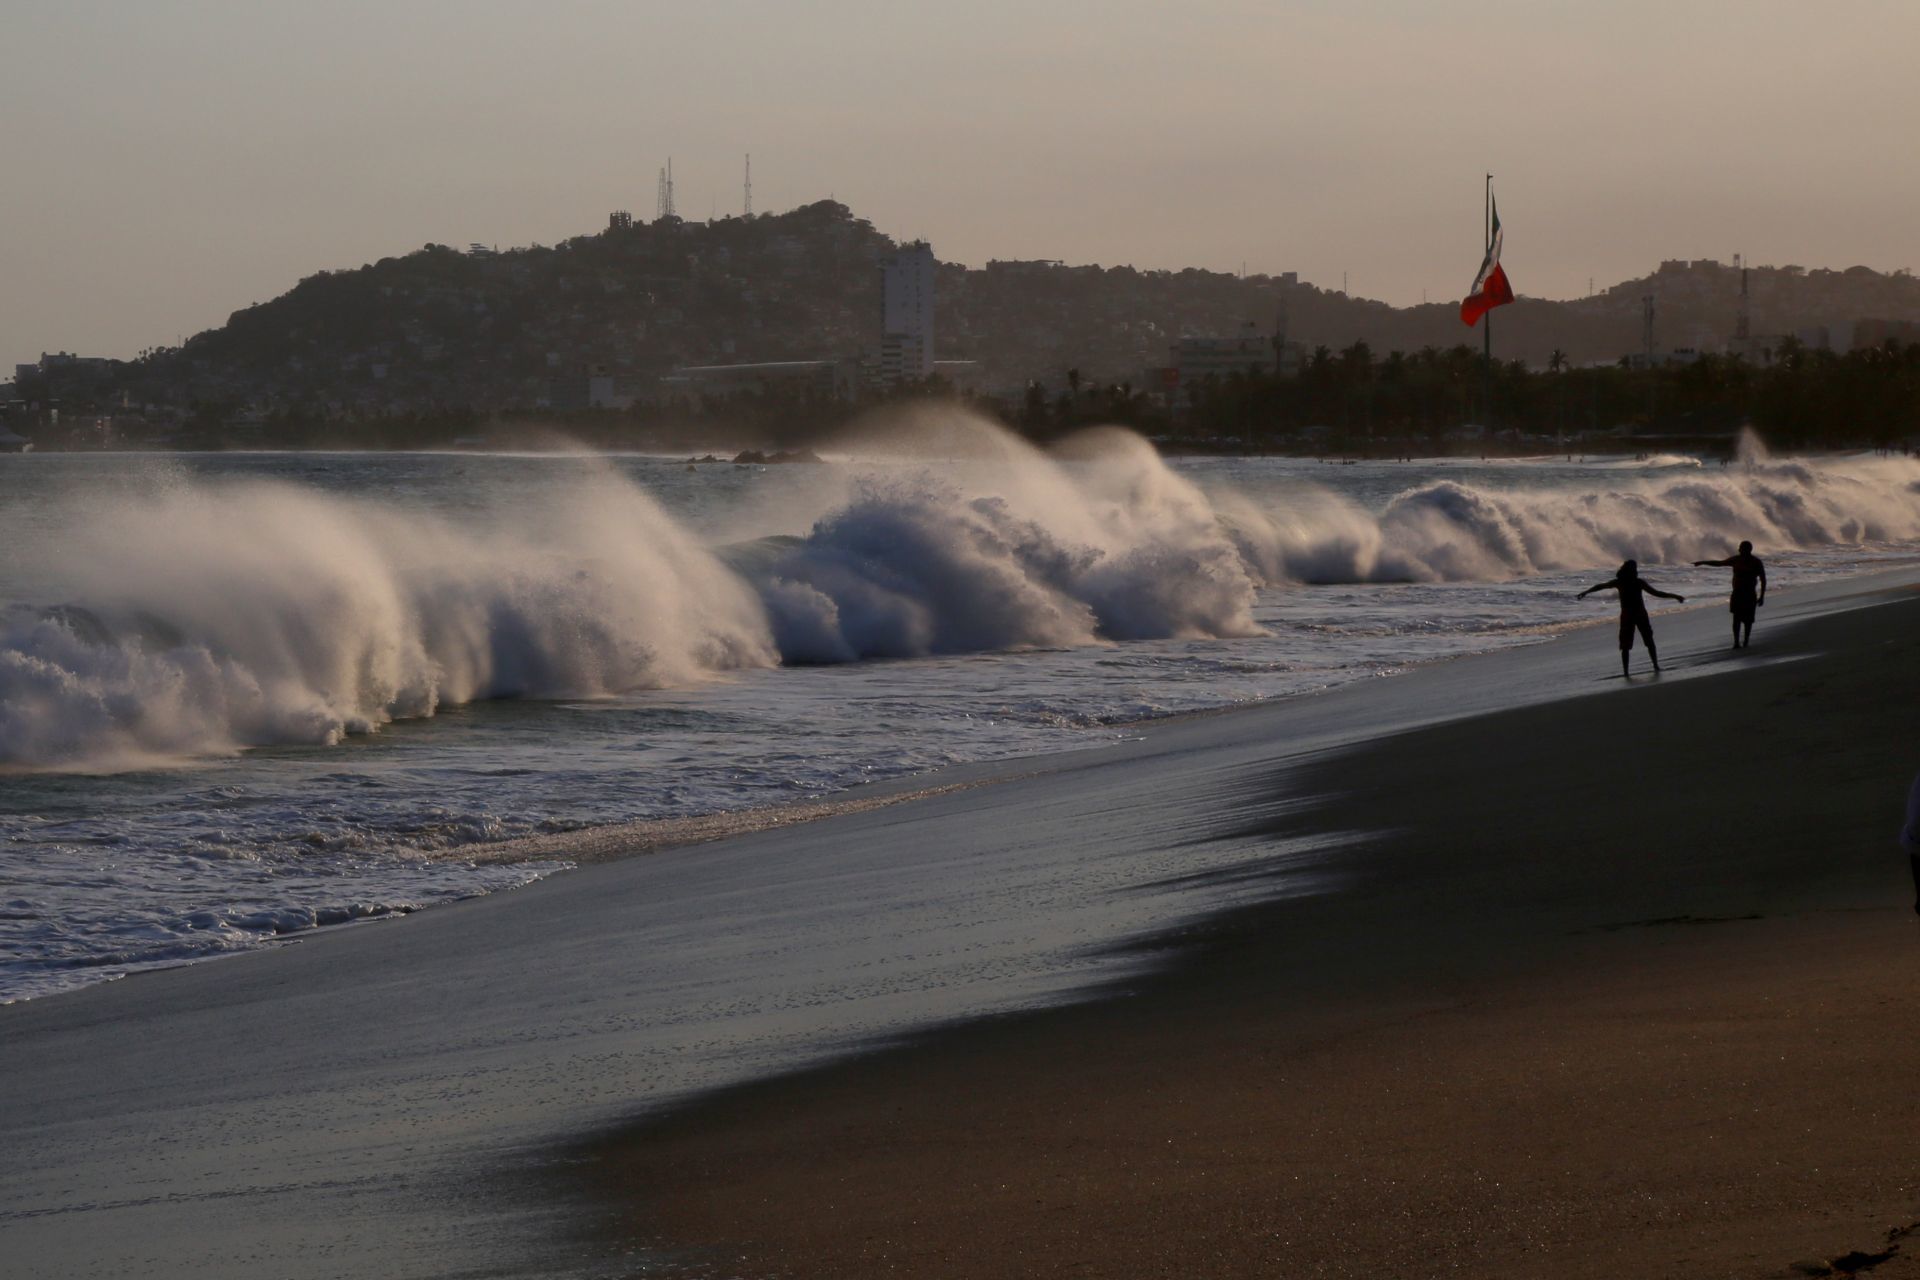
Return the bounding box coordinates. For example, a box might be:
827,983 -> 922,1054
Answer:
1340,342 -> 1375,451
1548,349 -> 1569,447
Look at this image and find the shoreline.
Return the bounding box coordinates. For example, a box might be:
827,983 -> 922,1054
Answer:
0,571 -> 1605,1010
5,573 -> 1918,1279
5,441 -> 1916,1009
573,591 -> 1920,1278
432,614 -> 1625,872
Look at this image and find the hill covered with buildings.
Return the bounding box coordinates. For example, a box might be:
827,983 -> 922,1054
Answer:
8,199 -> 1920,450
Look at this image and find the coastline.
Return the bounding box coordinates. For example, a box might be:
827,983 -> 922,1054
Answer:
461,776 -> 997,866
4,574 -> 1917,1279
575,592 -> 1920,1278
7,444 -> 1916,1010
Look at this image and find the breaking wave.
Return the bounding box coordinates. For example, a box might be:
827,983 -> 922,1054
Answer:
760,427 -> 1262,662
1223,433 -> 1920,584
3,422 -> 1917,770
0,471 -> 776,769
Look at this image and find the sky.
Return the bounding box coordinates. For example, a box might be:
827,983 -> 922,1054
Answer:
4,0 -> 1918,364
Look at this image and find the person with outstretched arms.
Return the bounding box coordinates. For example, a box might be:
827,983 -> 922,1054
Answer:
1692,541 -> 1767,649
1577,559 -> 1685,678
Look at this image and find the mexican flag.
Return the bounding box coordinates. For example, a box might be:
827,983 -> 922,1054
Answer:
1460,196 -> 1515,327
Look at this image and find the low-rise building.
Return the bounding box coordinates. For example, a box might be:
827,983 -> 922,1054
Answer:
1168,322 -> 1302,386
659,358 -> 861,402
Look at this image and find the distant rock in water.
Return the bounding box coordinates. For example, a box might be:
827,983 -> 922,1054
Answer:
732,448 -> 826,466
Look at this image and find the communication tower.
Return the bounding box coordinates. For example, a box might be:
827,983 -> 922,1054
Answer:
1734,263 -> 1752,356
656,159 -> 677,221
744,154 -> 753,217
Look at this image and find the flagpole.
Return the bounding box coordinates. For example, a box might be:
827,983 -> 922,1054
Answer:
1482,174 -> 1493,452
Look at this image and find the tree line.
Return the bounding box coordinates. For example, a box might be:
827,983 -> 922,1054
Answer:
1019,339 -> 1920,454
9,340 -> 1918,456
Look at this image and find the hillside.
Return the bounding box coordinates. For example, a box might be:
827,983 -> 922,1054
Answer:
22,201 -> 1920,421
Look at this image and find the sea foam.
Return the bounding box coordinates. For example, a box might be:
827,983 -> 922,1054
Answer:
1222,432 -> 1920,584
1,469 -> 775,768
3,421 -> 1917,770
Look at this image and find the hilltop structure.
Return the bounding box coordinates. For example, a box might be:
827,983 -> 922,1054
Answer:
8,200 -> 1920,450
879,241 -> 937,386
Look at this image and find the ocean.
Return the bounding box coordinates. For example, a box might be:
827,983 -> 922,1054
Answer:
4,419 -> 1917,1003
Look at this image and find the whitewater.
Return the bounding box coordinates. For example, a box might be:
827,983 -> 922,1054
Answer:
4,418 -> 1917,1001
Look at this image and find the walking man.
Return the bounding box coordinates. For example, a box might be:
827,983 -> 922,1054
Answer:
1693,541 -> 1766,649
1577,560 -> 1686,678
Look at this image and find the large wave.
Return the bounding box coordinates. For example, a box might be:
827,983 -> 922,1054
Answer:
1223,433 -> 1920,584
0,472 -> 776,769
3,422 -> 1917,770
760,427 -> 1262,661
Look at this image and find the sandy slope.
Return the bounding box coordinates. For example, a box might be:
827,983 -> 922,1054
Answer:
584,594 -> 1920,1279
3,573 -> 1916,1279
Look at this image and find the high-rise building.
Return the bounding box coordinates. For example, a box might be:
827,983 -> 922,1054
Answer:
879,241 -> 936,382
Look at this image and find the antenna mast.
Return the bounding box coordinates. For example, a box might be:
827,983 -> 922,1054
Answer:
744,154 -> 753,217
655,159 -> 676,220
1735,257 -> 1751,357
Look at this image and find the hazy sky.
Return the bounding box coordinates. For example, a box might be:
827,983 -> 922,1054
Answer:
5,0 -> 1918,364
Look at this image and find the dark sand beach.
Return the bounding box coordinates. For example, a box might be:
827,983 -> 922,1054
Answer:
585,595 -> 1920,1279
7,579 -> 1919,1280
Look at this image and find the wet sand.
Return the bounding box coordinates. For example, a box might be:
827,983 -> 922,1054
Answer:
461,778 -> 993,865
585,596 -> 1920,1278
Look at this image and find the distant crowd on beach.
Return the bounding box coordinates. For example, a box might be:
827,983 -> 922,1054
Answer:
1576,540 -> 1766,678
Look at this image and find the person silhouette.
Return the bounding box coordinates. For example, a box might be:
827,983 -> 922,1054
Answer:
1692,540 -> 1767,649
1904,772 -> 1920,916
1577,559 -> 1685,677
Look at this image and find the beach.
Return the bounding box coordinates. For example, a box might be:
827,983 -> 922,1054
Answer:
584,591 -> 1920,1278
3,573 -> 1917,1278
10,6 -> 1920,1275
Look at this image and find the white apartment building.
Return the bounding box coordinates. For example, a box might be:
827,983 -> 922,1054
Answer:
879,241 -> 937,382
